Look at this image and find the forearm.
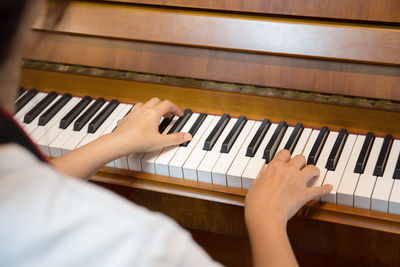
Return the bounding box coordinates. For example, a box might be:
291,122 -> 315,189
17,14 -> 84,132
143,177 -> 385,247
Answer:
248,218 -> 298,267
50,134 -> 123,180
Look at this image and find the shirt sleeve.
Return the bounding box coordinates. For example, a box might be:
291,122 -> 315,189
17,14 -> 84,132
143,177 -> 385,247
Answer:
0,144 -> 222,267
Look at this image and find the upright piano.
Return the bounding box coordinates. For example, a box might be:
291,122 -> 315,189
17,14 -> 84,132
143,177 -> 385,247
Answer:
19,0 -> 400,266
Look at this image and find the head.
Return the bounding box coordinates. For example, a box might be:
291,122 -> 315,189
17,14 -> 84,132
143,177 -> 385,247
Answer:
0,0 -> 68,113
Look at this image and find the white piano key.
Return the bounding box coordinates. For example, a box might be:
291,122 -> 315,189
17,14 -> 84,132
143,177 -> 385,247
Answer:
104,104 -> 133,169
48,99 -> 96,157
291,128 -> 312,158
354,137 -> 384,210
371,140 -> 400,212
212,120 -> 256,186
14,92 -> 47,122
182,116 -> 221,181
114,156 -> 129,169
154,113 -> 199,176
389,180 -> 400,215
277,126 -> 294,152
336,135 -> 366,207
124,113 -> 164,170
302,129 -> 320,159
60,101 -> 108,154
242,158 -> 265,190
141,116 -> 179,174
126,152 -> 145,170
23,95 -> 61,135
241,123 -> 278,189
309,131 -> 338,190
226,121 -> 262,188
169,115 -> 215,178
321,134 -> 357,204
197,118 -> 238,183
77,103 -> 127,148
31,97 -> 80,144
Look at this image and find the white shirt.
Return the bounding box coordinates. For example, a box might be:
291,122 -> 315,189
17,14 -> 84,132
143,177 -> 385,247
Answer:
0,144 -> 221,267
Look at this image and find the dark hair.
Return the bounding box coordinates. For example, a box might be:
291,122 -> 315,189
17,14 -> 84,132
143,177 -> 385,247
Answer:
0,0 -> 28,66
0,0 -> 69,67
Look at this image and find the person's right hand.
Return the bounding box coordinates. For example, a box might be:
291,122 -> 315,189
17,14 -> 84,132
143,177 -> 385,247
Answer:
244,149 -> 333,232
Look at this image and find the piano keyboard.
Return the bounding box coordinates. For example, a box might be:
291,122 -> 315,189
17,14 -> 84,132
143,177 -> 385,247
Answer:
15,88 -> 400,215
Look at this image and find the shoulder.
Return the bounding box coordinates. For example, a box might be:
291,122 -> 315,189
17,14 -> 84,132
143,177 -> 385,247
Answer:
0,144 -> 220,267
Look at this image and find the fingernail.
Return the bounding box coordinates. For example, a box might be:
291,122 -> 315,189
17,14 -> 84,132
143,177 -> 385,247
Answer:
184,133 -> 192,141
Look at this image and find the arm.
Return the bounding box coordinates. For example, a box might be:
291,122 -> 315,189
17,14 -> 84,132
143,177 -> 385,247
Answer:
244,150 -> 333,267
51,98 -> 192,179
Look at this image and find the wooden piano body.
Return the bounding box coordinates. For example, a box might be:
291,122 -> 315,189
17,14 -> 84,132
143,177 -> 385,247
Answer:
21,1 -> 400,266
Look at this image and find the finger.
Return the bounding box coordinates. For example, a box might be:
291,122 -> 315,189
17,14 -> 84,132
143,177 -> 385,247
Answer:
157,132 -> 192,147
155,100 -> 184,117
144,97 -> 161,108
273,149 -> 291,163
299,165 -> 320,184
130,102 -> 143,113
306,184 -> 333,200
289,154 -> 306,170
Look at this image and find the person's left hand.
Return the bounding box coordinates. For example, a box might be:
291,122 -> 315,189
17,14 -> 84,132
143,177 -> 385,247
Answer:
109,97 -> 192,155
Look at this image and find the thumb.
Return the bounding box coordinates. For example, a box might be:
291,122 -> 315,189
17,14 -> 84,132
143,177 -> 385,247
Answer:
158,132 -> 192,147
307,184 -> 333,200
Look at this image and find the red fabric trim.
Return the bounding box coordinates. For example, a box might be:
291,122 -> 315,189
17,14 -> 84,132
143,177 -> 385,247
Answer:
0,107 -> 51,164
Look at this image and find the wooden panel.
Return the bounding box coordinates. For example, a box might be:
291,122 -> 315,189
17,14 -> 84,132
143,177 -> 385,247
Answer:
23,32 -> 400,101
189,229 -> 252,267
288,216 -> 400,266
106,0 -> 400,23
33,1 -> 400,65
90,167 -> 400,234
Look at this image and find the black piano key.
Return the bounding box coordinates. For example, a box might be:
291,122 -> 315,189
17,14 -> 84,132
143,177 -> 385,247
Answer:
246,119 -> 270,157
180,113 -> 207,147
393,150 -> 400,179
15,88 -> 38,113
159,115 -> 175,133
263,121 -> 288,163
73,97 -> 105,131
18,86 -> 26,98
167,108 -> 193,134
203,113 -> 230,151
59,96 -> 91,129
221,115 -> 247,153
354,132 -> 374,174
373,135 -> 393,177
326,128 -> 348,171
284,123 -> 303,154
307,126 -> 329,165
88,99 -> 119,133
23,91 -> 57,124
38,93 -> 72,126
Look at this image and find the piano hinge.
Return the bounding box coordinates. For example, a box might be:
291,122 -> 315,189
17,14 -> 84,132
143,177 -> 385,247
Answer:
22,59 -> 400,112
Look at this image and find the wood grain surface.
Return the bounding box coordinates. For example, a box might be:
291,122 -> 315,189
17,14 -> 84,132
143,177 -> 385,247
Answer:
33,1 -> 400,65
23,32 -> 400,101
104,0 -> 400,23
